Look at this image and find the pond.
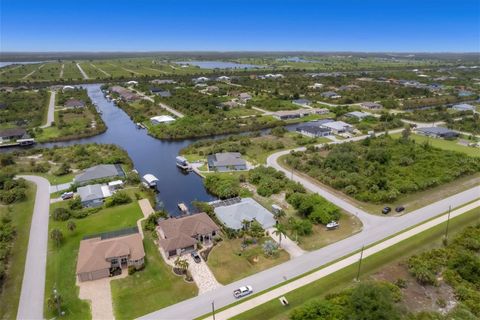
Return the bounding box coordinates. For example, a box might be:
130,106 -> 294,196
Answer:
175,60 -> 264,69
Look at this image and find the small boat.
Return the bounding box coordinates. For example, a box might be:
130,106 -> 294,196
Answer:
17,138 -> 36,146
176,156 -> 192,171
142,174 -> 159,188
177,203 -> 189,214
326,221 -> 339,230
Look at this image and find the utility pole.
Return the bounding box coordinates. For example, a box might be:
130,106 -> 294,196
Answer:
444,205 -> 451,245
212,301 -> 216,320
355,245 -> 364,281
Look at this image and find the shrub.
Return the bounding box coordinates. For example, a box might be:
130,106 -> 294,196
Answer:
105,191 -> 132,207
52,207 -> 71,221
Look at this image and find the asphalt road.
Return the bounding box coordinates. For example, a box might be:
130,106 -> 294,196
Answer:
16,176 -> 51,320
140,151 -> 479,320
40,90 -> 56,128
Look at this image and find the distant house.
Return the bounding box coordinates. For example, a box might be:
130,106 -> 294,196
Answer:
308,83 -> 323,89
74,164 -> 124,185
238,92 -> 252,102
76,227 -> 145,282
216,76 -> 230,82
345,111 -> 372,120
272,108 -> 329,120
157,212 -> 220,258
150,115 -> 175,125
296,125 -> 331,138
338,84 -> 360,91
320,121 -> 353,134
416,127 -> 460,139
263,73 -> 284,79
110,86 -> 140,102
206,85 -> 219,93
77,184 -> 112,207
0,128 -> 27,142
207,152 -> 247,172
292,99 -> 311,107
193,76 -> 210,83
321,91 -> 341,99
221,100 -> 241,109
126,80 -> 138,86
360,102 -> 383,110
458,90 -> 473,97
64,98 -> 85,109
150,87 -> 171,97
214,198 -> 276,230
451,103 -> 475,112
151,79 -> 176,85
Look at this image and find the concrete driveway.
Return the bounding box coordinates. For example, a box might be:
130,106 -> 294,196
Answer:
16,176 -> 50,320
184,255 -> 222,295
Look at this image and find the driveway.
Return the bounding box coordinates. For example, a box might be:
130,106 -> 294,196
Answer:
184,255 -> 222,295
266,227 -> 305,258
16,176 -> 50,320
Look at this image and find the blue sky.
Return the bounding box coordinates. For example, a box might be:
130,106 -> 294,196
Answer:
1,0 -> 479,52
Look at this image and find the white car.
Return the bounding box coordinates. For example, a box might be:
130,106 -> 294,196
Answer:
233,285 -> 253,298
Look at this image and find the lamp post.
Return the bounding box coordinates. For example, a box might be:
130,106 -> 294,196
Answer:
212,301 -> 216,320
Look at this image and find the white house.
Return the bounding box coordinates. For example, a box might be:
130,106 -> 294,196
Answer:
308,83 -> 324,89
193,77 -> 210,83
216,76 -> 230,82
452,103 -> 475,112
150,115 -> 175,125
320,121 -> 353,134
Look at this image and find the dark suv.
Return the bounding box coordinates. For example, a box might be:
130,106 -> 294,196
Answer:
191,251 -> 201,263
382,207 -> 391,214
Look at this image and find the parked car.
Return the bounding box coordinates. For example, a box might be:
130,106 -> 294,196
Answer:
191,251 -> 201,263
382,207 -> 391,214
326,221 -> 339,230
61,192 -> 74,200
395,206 -> 405,212
233,285 -> 253,298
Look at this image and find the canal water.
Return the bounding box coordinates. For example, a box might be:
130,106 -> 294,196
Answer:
41,84 -> 216,215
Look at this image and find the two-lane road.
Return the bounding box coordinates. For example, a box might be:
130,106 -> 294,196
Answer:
16,176 -> 51,320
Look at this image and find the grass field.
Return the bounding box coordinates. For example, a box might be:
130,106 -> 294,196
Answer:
207,237 -> 290,284
391,133 -> 480,157
43,200 -> 144,319
111,231 -> 198,320
0,183 -> 36,320
230,206 -> 480,320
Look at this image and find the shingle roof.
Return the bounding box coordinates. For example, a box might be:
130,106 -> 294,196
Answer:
207,152 -> 246,168
0,127 -> 26,138
74,164 -> 122,183
64,99 -> 85,107
76,233 -> 145,274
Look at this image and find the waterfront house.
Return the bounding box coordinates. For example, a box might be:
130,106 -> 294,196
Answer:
157,212 -> 220,258
296,125 -> 331,137
76,227 -> 145,282
360,102 -> 383,110
207,152 -> 247,171
272,108 -> 329,120
150,87 -> 171,97
214,198 -> 276,230
416,127 -> 459,139
64,98 -> 86,109
345,111 -> 372,120
0,128 -> 27,143
74,164 -> 124,185
216,76 -> 230,82
238,92 -> 252,102
320,121 -> 353,134
150,115 -> 175,125
77,183 -> 112,207
193,76 -> 210,83
110,86 -> 140,102
321,91 -> 341,99
292,99 -> 312,107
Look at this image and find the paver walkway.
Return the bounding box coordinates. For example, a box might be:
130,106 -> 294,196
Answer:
137,199 -> 154,239
267,227 -> 305,258
78,272 -> 127,320
205,200 -> 480,320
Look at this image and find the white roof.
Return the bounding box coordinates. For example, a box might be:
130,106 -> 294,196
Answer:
321,121 -> 352,131
126,80 -> 138,85
108,180 -> 124,187
143,174 -> 159,184
150,115 -> 175,123
101,185 -> 112,198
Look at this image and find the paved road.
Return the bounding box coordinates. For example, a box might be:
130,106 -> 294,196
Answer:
76,63 -> 89,80
16,176 -> 51,320
134,89 -> 185,118
140,186 -> 479,319
40,90 -> 56,128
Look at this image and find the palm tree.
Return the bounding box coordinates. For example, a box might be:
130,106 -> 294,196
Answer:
274,209 -> 286,221
67,220 -> 76,232
50,229 -> 64,247
273,224 -> 287,248
47,291 -> 62,315
174,257 -> 189,274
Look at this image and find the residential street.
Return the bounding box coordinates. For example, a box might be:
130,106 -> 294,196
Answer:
16,176 -> 51,320
40,90 -> 56,128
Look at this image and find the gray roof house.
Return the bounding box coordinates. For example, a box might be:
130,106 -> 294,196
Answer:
296,125 -> 331,138
74,164 -> 124,184
77,184 -> 112,207
345,111 -> 372,120
292,99 -> 311,107
416,127 -> 460,139
207,152 -> 247,172
361,102 -> 383,110
0,128 -> 27,141
451,103 -> 475,112
214,198 -> 276,230
64,99 -> 86,108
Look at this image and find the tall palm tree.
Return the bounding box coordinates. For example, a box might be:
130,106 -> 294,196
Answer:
50,229 -> 64,247
273,224 -> 287,248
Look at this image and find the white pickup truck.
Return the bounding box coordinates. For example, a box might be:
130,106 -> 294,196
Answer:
233,285 -> 253,298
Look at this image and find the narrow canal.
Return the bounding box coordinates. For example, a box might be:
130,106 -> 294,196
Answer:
42,84 -> 216,214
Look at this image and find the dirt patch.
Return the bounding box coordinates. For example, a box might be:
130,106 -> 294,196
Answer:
371,262 -> 457,315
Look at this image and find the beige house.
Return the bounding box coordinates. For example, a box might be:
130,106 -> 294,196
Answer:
76,229 -> 145,282
157,212 -> 220,258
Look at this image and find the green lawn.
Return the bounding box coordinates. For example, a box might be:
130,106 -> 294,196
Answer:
391,133 -> 480,157
207,237 -> 290,284
0,183 -> 36,320
44,201 -> 144,319
230,206 -> 480,320
224,108 -> 262,118
111,232 -> 198,320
